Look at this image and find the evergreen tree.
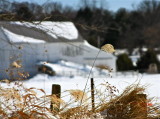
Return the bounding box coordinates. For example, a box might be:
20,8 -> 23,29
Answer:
117,53 -> 134,71
137,49 -> 160,72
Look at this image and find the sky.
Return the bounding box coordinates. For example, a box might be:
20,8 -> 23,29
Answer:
11,0 -> 144,12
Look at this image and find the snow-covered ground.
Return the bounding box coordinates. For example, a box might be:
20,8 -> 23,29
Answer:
28,60 -> 160,104
24,73 -> 160,100
2,60 -> 160,103
37,60 -> 108,77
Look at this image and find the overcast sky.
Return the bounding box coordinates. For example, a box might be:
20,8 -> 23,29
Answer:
11,0 -> 144,12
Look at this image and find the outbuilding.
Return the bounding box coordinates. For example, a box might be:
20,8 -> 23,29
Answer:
0,21 -> 116,79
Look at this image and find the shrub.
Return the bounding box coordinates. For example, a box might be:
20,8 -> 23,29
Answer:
137,49 -> 160,72
116,53 -> 134,71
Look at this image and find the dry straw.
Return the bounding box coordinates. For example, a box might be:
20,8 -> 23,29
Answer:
1,74 -> 160,118
101,44 -> 115,53
11,61 -> 22,68
68,89 -> 87,102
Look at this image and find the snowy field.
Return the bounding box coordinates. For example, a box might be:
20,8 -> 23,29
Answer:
24,73 -> 160,100
2,60 -> 160,104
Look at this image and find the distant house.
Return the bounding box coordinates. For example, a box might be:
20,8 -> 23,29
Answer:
0,21 -> 116,79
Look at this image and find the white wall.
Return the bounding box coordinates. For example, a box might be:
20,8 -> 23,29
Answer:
9,42 -> 84,78
0,28 -> 16,79
0,40 -> 116,79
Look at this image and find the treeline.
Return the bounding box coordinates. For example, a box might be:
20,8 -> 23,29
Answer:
1,0 -> 160,53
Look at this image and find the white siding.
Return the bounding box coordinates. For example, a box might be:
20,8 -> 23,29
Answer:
0,39 -> 116,79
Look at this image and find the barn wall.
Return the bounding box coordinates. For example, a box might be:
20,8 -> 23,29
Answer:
0,28 -> 14,79
0,39 -> 116,79
35,42 -> 84,63
10,42 -> 84,78
0,49 -> 10,79
20,44 -> 38,77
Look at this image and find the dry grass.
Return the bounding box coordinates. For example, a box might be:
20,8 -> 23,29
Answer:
101,44 -> 115,53
0,81 -> 57,119
1,76 -> 160,119
68,89 -> 87,102
96,65 -> 113,72
97,84 -> 146,119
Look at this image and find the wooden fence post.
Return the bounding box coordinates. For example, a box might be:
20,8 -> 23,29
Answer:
91,78 -> 95,112
50,84 -> 61,112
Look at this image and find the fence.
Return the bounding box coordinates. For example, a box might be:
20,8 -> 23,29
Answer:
56,70 -> 140,78
51,81 -> 147,118
115,70 -> 139,77
24,79 -> 148,118
57,70 -> 109,78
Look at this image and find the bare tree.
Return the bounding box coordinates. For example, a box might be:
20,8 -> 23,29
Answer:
42,2 -> 62,14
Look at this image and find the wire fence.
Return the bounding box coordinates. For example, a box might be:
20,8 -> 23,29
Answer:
47,70 -> 140,78
54,70 -> 109,78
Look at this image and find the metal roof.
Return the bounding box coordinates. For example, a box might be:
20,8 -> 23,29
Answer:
0,21 -> 84,43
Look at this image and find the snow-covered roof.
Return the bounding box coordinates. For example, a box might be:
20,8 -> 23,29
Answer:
2,27 -> 46,44
0,21 -> 84,42
11,21 -> 78,40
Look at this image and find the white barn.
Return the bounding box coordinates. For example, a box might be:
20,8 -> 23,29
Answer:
0,21 -> 116,79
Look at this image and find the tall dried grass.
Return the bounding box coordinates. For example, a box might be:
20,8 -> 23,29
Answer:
0,82 -> 53,118
1,74 -> 160,118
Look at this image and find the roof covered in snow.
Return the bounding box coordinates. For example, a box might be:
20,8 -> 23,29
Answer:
2,27 -> 46,44
0,21 -> 84,43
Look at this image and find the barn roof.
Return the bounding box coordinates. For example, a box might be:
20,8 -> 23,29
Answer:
0,21 -> 84,43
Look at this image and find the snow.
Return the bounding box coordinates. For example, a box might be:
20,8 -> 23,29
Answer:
10,21 -> 78,40
1,60 -> 160,105
157,54 -> 160,62
14,73 -> 160,107
37,60 -> 107,77
83,40 -> 99,51
130,55 -> 140,66
2,27 -> 46,43
114,49 -> 128,56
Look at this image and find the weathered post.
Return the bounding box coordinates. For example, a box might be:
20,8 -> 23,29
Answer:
91,78 -> 95,112
50,84 -> 61,112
